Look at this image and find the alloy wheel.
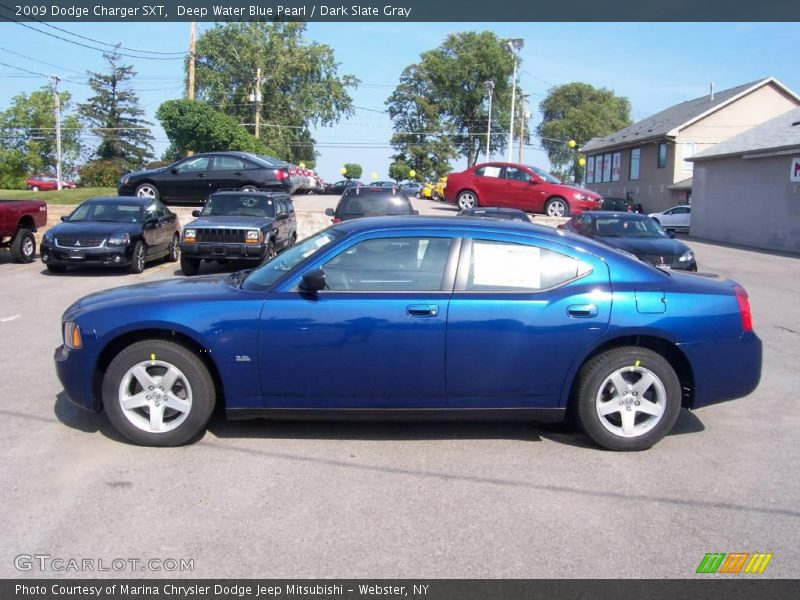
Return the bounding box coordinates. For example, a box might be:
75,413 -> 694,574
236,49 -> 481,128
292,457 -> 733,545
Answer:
458,192 -> 476,210
546,200 -> 567,217
136,185 -> 157,198
595,366 -> 667,438
118,360 -> 193,433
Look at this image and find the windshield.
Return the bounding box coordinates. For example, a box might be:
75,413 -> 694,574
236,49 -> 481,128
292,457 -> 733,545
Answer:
202,194 -> 275,218
242,230 -> 339,291
68,202 -> 143,223
527,166 -> 562,184
339,192 -> 412,216
595,216 -> 666,238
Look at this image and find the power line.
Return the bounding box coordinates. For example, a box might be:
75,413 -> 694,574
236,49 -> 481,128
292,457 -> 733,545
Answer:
0,45 -> 84,75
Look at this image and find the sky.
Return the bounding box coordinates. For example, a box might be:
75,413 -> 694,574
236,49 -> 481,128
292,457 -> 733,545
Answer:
1,21 -> 799,182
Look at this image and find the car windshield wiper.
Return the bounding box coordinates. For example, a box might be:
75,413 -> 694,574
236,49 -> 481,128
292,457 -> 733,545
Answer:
229,269 -> 254,288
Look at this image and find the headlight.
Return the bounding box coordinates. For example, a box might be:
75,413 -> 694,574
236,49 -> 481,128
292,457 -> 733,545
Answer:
573,193 -> 589,201
246,230 -> 261,244
63,321 -> 82,350
678,250 -> 695,263
121,175 -> 130,185
106,233 -> 130,246
43,231 -> 54,243
183,229 -> 197,243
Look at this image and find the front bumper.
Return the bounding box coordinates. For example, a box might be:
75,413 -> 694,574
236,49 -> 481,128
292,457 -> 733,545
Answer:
572,199 -> 603,214
54,344 -> 100,412
117,183 -> 135,196
181,242 -> 267,261
40,242 -> 133,267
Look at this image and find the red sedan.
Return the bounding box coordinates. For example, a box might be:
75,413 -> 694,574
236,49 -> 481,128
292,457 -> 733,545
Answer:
26,175 -> 76,192
443,162 -> 602,217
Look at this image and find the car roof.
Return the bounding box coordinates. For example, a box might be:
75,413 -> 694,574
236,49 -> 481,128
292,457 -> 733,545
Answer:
585,211 -> 650,219
210,189 -> 289,198
331,215 -> 554,236
84,196 -> 153,205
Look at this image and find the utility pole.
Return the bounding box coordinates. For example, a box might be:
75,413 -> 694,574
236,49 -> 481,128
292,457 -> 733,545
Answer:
187,21 -> 196,156
504,38 -> 524,163
518,94 -> 529,164
51,76 -> 62,191
254,67 -> 262,138
483,80 -> 494,161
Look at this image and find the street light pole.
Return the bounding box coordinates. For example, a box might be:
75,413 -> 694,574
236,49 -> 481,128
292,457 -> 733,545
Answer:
51,75 -> 62,191
504,39 -> 524,163
483,80 -> 494,161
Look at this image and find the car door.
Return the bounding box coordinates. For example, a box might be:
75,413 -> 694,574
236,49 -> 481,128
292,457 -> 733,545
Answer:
158,156 -> 211,202
471,164 -> 508,207
273,199 -> 289,248
669,206 -> 691,228
259,233 -> 459,409
446,234 -> 611,409
154,200 -> 177,253
503,166 -> 536,211
208,155 -> 248,193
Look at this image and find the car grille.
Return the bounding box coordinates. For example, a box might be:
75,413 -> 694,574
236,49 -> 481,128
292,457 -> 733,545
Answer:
196,229 -> 248,244
643,255 -> 676,265
55,237 -> 105,248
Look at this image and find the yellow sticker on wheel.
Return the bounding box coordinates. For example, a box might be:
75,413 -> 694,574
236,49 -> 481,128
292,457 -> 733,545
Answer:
634,359 -> 641,367
150,353 -> 156,361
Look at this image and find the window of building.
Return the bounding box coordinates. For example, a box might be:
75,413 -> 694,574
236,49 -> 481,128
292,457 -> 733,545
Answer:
657,143 -> 667,169
682,143 -> 696,171
586,156 -> 595,184
629,148 -> 640,180
602,153 -> 613,182
611,152 -> 621,182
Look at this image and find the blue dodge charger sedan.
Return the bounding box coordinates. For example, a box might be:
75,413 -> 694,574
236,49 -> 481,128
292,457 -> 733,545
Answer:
54,216 -> 762,450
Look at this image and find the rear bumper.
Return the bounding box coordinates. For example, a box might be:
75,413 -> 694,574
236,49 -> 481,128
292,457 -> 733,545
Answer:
181,242 -> 267,261
679,332 -> 762,409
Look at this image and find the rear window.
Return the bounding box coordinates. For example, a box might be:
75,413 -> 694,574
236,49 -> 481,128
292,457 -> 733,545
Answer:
338,191 -> 412,216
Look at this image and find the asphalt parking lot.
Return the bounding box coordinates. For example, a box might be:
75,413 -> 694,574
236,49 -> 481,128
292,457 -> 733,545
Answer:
1,195 -> 798,578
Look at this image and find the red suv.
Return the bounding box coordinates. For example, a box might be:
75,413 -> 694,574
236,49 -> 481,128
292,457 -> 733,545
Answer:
444,162 -> 602,217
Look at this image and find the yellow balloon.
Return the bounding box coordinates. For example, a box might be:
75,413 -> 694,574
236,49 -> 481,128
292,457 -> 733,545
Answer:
408,170 -> 416,179
371,172 -> 378,180
578,157 -> 586,167
340,167 -> 347,175
299,162 -> 306,169
568,139 -> 577,148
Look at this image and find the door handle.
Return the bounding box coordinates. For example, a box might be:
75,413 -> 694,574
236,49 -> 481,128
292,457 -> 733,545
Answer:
234,171 -> 243,176
406,304 -> 439,318
567,304 -> 598,318
197,173 -> 205,178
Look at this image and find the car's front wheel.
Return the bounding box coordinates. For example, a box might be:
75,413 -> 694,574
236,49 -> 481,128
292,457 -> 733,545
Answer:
135,183 -> 160,201
166,234 -> 180,262
574,347 -> 681,451
545,197 -> 570,217
102,340 -> 216,446
129,241 -> 146,274
31,185 -> 40,192
457,191 -> 478,210
180,256 -> 200,276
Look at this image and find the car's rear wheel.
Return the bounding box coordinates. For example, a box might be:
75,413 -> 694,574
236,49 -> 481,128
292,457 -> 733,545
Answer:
129,241 -> 146,274
180,256 -> 200,276
166,234 -> 180,262
457,191 -> 478,210
545,197 -> 570,217
10,229 -> 36,263
574,347 -> 681,451
31,186 -> 39,192
102,340 -> 216,446
135,183 -> 160,201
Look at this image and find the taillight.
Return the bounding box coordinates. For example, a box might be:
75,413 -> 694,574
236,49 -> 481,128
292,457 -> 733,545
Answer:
734,285 -> 753,332
275,169 -> 287,180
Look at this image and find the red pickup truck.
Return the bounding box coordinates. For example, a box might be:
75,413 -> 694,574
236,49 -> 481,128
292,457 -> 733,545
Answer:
0,199 -> 48,263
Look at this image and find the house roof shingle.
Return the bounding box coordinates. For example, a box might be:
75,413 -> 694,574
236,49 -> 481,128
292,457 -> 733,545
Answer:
690,106 -> 800,161
580,78 -> 795,154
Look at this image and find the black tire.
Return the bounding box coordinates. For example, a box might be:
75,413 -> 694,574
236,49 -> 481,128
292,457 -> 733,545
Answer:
545,197 -> 570,218
31,186 -> 40,192
102,340 -> 216,447
128,241 -> 146,274
286,232 -> 297,249
457,190 -> 478,210
180,256 -> 200,276
46,263 -> 66,273
134,183 -> 160,201
166,234 -> 180,263
262,239 -> 277,264
10,228 -> 36,263
574,347 -> 681,451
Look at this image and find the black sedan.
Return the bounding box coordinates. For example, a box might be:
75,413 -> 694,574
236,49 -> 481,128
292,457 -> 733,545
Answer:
561,211 -> 697,271
326,180 -> 363,195
40,197 -> 181,274
325,187 -> 418,223
117,152 -> 297,204
457,207 -> 531,222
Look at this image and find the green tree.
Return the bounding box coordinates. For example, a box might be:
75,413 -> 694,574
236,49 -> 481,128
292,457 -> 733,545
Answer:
388,160 -> 411,182
342,163 -> 362,180
156,99 -> 276,159
537,82 -> 632,182
0,86 -> 82,186
79,51 -> 154,169
388,31 -> 517,168
192,22 -> 358,163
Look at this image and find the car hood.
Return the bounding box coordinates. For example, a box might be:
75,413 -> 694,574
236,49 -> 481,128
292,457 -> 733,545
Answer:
124,167 -> 164,180
557,184 -> 601,199
69,274 -> 236,315
47,221 -> 142,237
186,216 -> 275,229
596,236 -> 690,257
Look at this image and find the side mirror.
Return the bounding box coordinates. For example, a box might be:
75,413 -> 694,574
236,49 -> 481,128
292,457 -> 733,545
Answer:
191,210 -> 201,217
276,212 -> 288,220
324,208 -> 335,217
60,215 -> 69,222
299,268 -> 326,292
411,209 -> 419,215
667,230 -> 676,239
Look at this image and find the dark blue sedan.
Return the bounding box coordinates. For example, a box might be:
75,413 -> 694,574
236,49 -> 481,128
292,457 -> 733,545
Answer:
54,217 -> 762,450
